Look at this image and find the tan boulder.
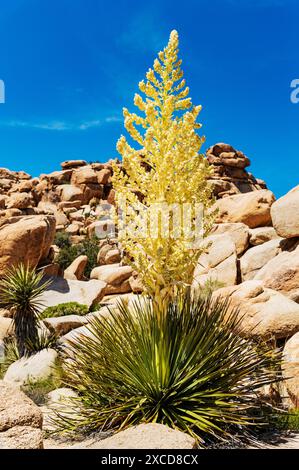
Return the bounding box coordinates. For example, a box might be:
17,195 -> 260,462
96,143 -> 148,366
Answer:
283,332 -> 299,407
0,425 -> 43,449
0,380 -> 43,431
90,264 -> 133,294
71,166 -> 97,185
271,185 -> 299,238
64,255 -> 88,280
58,200 -> 82,210
58,184 -> 84,203
249,226 -> 280,246
254,245 -> 299,302
0,215 -> 56,276
193,234 -> 237,288
54,210 -> 69,227
206,143 -> 250,168
59,323 -> 99,349
6,192 -> 34,209
97,242 -> 120,265
213,280 -> 299,340
87,219 -> 115,239
104,249 -> 121,265
0,318 -> 13,341
213,189 -> 275,228
40,169 -> 72,185
4,349 -> 58,386
81,183 -> 103,204
69,209 -> 85,222
212,222 -> 249,255
15,170 -> 31,180
61,160 -> 87,170
65,222 -> 82,235
41,387 -> 79,433
40,276 -> 107,308
97,168 -> 111,184
240,238 -> 282,281
89,423 -> 196,449
11,180 -> 33,193
46,387 -> 78,404
43,315 -> 88,336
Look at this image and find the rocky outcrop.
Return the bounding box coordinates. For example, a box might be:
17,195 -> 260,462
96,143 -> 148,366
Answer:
271,185 -> 299,238
193,234 -> 237,288
0,215 -> 56,276
213,189 -> 275,228
240,238 -> 282,281
254,244 -> 299,302
213,280 -> 299,340
211,222 -> 249,255
248,227 -> 279,246
206,143 -> 267,198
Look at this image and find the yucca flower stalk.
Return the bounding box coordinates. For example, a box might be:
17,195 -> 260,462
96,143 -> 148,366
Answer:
112,30 -> 215,307
0,264 -> 51,357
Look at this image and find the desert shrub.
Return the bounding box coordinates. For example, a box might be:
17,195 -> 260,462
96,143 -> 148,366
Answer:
0,337 -> 19,379
54,293 -> 282,445
0,264 -> 51,357
270,409 -> 299,431
54,232 -> 71,249
41,302 -> 89,319
56,244 -> 79,271
56,237 -> 99,278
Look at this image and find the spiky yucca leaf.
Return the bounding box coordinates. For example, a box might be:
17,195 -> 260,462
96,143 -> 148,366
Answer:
54,293 -> 282,444
0,264 -> 51,357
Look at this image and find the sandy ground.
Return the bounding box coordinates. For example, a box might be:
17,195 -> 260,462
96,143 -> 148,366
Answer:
43,432 -> 299,449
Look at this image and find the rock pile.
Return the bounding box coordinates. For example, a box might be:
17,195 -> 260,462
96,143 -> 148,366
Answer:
206,143 -> 267,198
1,144 -> 299,443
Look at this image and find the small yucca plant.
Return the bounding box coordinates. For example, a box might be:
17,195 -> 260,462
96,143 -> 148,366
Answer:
55,293 -> 281,445
0,264 -> 51,357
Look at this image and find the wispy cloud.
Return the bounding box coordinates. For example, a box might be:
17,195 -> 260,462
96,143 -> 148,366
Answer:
78,119 -> 101,130
105,116 -> 122,123
1,116 -> 122,131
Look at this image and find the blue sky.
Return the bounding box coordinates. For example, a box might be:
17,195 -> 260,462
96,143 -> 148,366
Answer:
0,0 -> 298,197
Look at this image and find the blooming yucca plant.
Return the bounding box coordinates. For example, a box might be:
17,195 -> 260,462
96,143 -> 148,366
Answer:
112,30 -> 215,305
54,293 -> 282,445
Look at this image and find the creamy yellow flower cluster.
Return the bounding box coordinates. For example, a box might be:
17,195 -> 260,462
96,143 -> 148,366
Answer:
112,30 -> 214,304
